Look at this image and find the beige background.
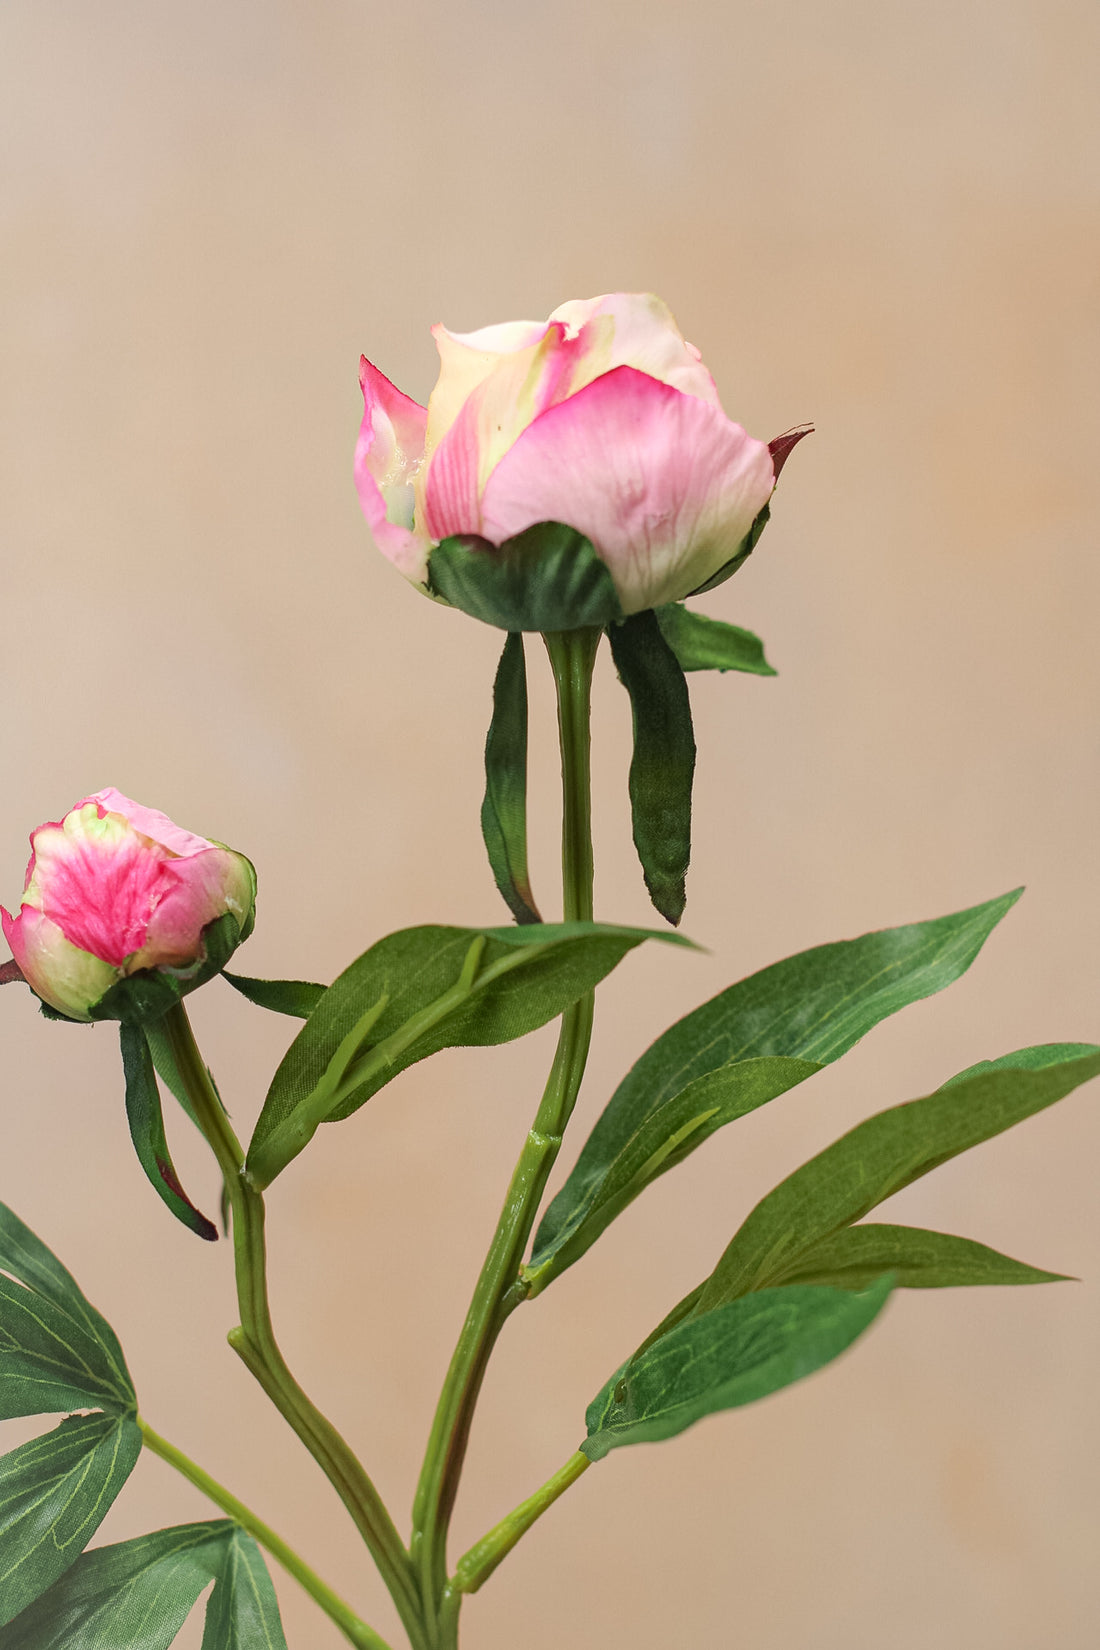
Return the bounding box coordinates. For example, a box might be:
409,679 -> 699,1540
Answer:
2,2 -> 1098,1646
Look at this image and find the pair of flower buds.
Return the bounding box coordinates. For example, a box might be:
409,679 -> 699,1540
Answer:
3,294 -> 802,1019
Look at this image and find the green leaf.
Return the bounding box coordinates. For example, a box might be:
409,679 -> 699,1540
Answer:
0,1413 -> 142,1625
90,913 -> 245,1027
221,973 -> 325,1019
775,1223 -> 1071,1290
0,1204 -> 135,1421
654,604 -> 776,676
524,1057 -> 819,1295
481,631 -> 541,924
939,1040 -> 1099,1088
428,521 -> 624,632
608,609 -> 696,926
697,1048 -> 1100,1310
0,1520 -> 287,1650
582,1278 -> 892,1459
530,889 -> 1022,1293
246,921 -> 690,1188
119,1025 -> 218,1243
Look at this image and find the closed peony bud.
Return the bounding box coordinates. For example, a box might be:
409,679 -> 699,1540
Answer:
355,292 -> 799,626
1,789 -> 256,1022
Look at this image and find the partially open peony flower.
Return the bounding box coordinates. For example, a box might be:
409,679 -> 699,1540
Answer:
355,293 -> 800,620
1,789 -> 256,1021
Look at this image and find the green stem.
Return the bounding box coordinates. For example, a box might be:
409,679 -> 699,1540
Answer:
452,1450 -> 591,1596
161,1002 -> 427,1650
409,627 -> 601,1638
138,1417 -> 392,1650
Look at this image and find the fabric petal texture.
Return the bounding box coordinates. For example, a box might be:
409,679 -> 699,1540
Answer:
479,366 -> 775,613
354,357 -> 431,582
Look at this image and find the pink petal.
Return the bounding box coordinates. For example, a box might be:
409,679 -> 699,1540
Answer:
136,846 -> 255,971
354,357 -> 431,583
1,903 -> 117,1020
26,804 -> 179,966
547,293 -> 721,405
479,366 -> 775,614
426,318 -> 550,456
86,789 -> 213,858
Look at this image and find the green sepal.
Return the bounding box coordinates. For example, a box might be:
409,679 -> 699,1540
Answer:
0,1413 -> 142,1626
0,1521 -> 288,1649
89,912 -> 244,1027
654,603 -> 776,676
773,1223 -> 1072,1291
247,920 -> 693,1188
428,521 -> 624,632
119,1024 -> 218,1242
697,1046 -> 1100,1310
222,971 -> 325,1018
481,631 -> 541,924
0,1203 -> 136,1419
608,608 -> 696,926
582,1278 -> 892,1459
528,889 -> 1023,1294
686,503 -> 769,598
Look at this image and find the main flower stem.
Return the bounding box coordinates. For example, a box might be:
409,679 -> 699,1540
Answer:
162,1002 -> 427,1650
138,1417 -> 392,1650
409,627 -> 601,1642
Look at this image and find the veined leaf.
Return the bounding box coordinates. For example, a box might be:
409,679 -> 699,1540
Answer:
608,609 -> 696,926
428,522 -> 624,632
0,1520 -> 287,1649
530,890 -> 1022,1292
0,1203 -> 135,1420
696,1048 -> 1100,1311
221,973 -> 325,1019
247,921 -> 690,1187
0,1413 -> 142,1625
774,1223 -> 1070,1291
582,1279 -> 892,1459
654,604 -> 776,676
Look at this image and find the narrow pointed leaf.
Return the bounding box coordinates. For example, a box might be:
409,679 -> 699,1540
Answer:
481,631 -> 540,924
608,609 -> 696,925
775,1223 -> 1071,1291
0,1413 -> 142,1624
939,1040 -> 1099,1088
582,1278 -> 892,1460
119,1025 -> 217,1242
200,1525 -> 288,1650
531,890 -> 1022,1291
0,1204 -> 135,1419
247,921 -> 690,1186
221,973 -> 325,1019
0,1520 -> 233,1649
655,604 -> 776,676
697,1048 -> 1100,1311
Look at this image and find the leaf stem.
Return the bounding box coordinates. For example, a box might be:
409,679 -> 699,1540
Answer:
138,1416 -> 393,1650
409,627 -> 601,1636
161,1002 -> 427,1650
451,1449 -> 591,1595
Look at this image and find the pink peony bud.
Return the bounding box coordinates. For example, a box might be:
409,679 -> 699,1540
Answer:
1,789 -> 256,1022
355,293 -> 796,618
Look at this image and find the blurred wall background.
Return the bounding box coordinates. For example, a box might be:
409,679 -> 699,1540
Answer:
2,2 -> 1098,1645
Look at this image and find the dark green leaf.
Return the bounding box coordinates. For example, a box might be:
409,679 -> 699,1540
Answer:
524,1057 -> 819,1295
247,921 -> 690,1187
119,1025 -> 218,1243
481,631 -> 541,925
0,1204 -> 135,1419
582,1278 -> 891,1459
939,1041 -> 1099,1088
0,1413 -> 142,1625
221,973 -> 326,1019
90,913 -> 245,1027
654,604 -> 776,676
608,609 -> 696,926
428,521 -> 624,632
0,1520 -> 286,1650
531,890 -> 1022,1293
199,1525 -> 288,1650
697,1048 -> 1100,1310
775,1223 -> 1070,1291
